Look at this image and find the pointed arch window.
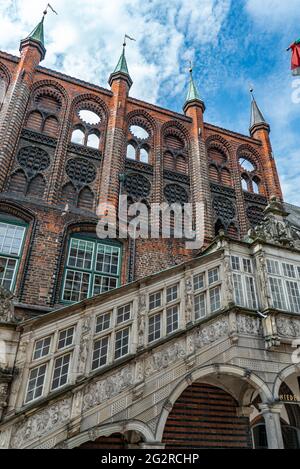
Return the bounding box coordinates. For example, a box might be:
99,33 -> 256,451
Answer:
126,123 -> 152,164
71,107 -> 102,152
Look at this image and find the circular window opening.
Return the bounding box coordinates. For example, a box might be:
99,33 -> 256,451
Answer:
130,125 -> 149,140
79,110 -> 101,126
239,157 -> 255,172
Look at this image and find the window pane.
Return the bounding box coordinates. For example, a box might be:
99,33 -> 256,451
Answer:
269,277 -> 287,310
33,337 -> 51,360
245,276 -> 258,310
167,284 -> 178,303
231,257 -> 240,271
283,263 -> 296,279
68,239 -> 94,270
63,270 -> 90,302
194,273 -> 205,291
115,328 -> 130,359
0,257 -> 17,291
167,306 -> 179,334
51,354 -> 71,390
208,268 -> 219,285
96,312 -> 111,334
210,287 -> 221,313
0,223 -> 25,256
92,337 -> 109,370
117,304 -> 131,324
148,314 -> 161,343
93,275 -> 118,295
96,245 -> 120,275
286,281 -> 300,313
233,273 -> 245,307
243,259 -> 253,274
149,291 -> 162,310
25,364 -> 47,403
195,293 -> 206,320
267,260 -> 280,275
58,327 -> 75,350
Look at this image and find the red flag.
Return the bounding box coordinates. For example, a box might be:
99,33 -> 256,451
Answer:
288,39 -> 300,76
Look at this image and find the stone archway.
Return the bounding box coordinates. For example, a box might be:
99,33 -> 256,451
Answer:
162,383 -> 252,449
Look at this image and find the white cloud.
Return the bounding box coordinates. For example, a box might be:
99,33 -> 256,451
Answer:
246,0 -> 300,29
0,0 -> 231,103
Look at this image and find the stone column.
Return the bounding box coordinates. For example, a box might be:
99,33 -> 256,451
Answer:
259,403 -> 284,449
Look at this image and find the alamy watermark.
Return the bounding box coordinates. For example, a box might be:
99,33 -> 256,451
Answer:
96,196 -> 205,250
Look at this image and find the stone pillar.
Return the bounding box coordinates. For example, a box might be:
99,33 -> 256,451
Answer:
259,403 -> 284,449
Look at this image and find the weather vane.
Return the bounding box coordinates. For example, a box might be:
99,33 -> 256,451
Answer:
123,34 -> 136,47
43,3 -> 58,16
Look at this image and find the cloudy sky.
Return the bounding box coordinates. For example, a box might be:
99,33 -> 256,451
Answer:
0,0 -> 299,204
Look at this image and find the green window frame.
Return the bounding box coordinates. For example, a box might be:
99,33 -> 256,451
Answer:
62,236 -> 122,304
0,218 -> 27,292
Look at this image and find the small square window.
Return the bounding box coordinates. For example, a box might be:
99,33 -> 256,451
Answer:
231,257 -> 240,271
96,312 -> 111,334
167,285 -> 179,303
148,314 -> 162,343
193,273 -> 205,291
33,337 -> 51,360
58,327 -> 75,350
208,268 -> 219,286
117,304 -> 131,324
149,291 -> 162,310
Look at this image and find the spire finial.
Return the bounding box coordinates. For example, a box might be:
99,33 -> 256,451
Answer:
249,87 -> 269,134
109,35 -> 135,88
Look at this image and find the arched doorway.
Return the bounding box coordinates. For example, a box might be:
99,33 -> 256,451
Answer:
163,383 -> 252,449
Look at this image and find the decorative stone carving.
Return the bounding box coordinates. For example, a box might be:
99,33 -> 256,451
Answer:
145,341 -> 186,377
78,335 -> 89,377
223,255 -> 234,305
66,158 -> 97,190
164,184 -> 189,205
255,252 -> 270,310
236,315 -> 262,336
0,428 -> 11,449
83,366 -> 134,412
10,398 -> 71,449
17,146 -> 50,178
191,318 -> 229,351
184,276 -> 194,324
0,286 -> 17,323
137,292 -> 147,349
124,174 -> 151,201
247,197 -> 300,249
276,317 -> 300,338
262,314 -> 280,350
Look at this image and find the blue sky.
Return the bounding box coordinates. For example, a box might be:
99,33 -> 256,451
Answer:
0,0 -> 299,204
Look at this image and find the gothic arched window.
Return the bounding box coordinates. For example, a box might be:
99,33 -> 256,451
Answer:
126,123 -> 152,164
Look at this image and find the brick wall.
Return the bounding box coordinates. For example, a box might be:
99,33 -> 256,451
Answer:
163,383 -> 252,449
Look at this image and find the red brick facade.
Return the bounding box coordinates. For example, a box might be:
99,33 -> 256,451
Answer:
0,33 -> 283,318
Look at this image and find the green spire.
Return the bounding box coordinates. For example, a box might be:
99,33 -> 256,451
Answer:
26,15 -> 45,46
250,89 -> 269,133
114,44 -> 130,75
186,67 -> 201,103
109,41 -> 133,89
